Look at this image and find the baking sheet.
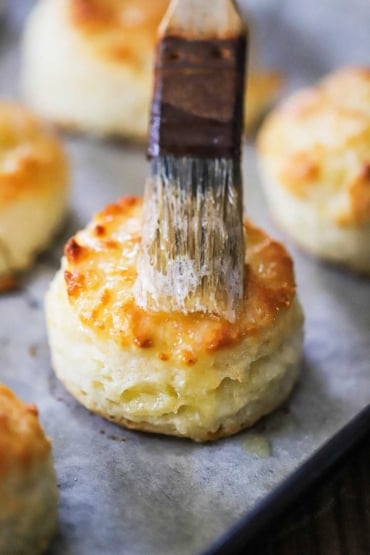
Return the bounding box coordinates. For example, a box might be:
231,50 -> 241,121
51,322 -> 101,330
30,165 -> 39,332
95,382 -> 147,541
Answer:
0,2 -> 370,555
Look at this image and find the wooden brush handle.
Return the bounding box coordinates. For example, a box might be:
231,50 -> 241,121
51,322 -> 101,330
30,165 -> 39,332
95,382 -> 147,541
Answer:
160,0 -> 245,39
148,0 -> 248,159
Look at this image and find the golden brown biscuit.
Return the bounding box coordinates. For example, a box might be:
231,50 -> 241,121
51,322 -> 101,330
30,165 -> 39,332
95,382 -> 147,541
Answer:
46,196 -> 304,442
245,70 -> 283,133
258,67 -> 370,273
0,384 -> 58,555
22,0 -> 282,139
0,101 -> 69,289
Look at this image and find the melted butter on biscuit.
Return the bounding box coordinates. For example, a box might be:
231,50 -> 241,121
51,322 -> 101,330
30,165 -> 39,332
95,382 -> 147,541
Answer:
63,197 -> 296,364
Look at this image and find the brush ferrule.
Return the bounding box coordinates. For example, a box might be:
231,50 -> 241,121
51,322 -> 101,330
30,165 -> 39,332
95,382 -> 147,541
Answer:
148,34 -> 247,160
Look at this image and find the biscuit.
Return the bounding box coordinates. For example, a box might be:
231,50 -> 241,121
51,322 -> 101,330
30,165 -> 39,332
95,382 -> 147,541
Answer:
0,384 -> 58,555
22,0 -> 282,140
46,196 -> 304,442
246,70 -> 283,133
257,67 -> 370,273
0,101 -> 69,290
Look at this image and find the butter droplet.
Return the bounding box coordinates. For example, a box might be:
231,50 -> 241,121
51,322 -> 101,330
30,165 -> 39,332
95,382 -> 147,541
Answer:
241,434 -> 271,458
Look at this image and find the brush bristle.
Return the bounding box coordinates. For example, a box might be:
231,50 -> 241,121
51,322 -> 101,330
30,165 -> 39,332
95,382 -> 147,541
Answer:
134,156 -> 245,322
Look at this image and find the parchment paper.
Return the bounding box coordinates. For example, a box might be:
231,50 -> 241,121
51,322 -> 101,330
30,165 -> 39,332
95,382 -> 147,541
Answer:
0,2 -> 369,554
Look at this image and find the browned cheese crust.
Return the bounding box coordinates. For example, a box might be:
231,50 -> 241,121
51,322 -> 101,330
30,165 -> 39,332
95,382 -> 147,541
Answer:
63,196 -> 296,366
69,0 -> 169,63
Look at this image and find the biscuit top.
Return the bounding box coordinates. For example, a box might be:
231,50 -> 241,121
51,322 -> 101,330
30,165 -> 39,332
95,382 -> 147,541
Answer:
63,197 -> 296,365
0,101 -> 68,206
0,384 -> 51,475
69,0 -> 169,63
258,67 -> 370,226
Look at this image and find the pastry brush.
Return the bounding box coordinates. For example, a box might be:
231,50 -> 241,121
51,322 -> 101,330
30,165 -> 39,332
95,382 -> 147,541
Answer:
135,0 -> 248,322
